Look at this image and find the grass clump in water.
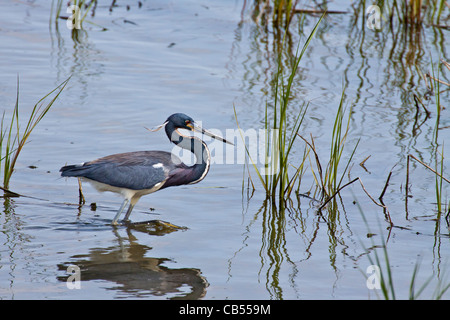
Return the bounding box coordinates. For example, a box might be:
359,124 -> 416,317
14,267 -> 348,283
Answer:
298,87 -> 359,204
52,0 -> 97,29
235,14 -> 324,202
0,77 -> 70,192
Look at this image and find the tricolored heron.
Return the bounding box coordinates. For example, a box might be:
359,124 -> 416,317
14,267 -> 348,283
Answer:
60,113 -> 233,225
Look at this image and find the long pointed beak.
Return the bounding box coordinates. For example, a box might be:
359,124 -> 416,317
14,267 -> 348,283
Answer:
191,123 -> 234,146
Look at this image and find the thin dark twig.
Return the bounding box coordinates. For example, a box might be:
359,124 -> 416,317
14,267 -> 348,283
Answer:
317,177 -> 358,211
445,207 -> 450,227
297,133 -> 326,196
379,171 -> 392,200
413,94 -> 430,118
379,166 -> 396,201
405,155 -> 411,220
109,0 -> 117,12
317,176 -> 393,225
359,178 -> 393,226
409,154 -> 450,184
360,155 -> 371,167
357,178 -> 388,209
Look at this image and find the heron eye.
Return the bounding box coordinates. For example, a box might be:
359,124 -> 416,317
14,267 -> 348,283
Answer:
185,120 -> 190,124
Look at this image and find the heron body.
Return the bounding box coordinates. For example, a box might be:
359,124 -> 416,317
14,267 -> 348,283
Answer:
60,113 -> 232,225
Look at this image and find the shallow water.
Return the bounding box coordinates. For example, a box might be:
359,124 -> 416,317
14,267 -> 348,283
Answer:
0,1 -> 449,299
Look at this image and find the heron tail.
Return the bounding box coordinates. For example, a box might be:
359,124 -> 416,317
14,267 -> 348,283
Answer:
60,164 -> 87,177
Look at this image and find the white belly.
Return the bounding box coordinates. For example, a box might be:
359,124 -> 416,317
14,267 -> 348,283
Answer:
82,178 -> 164,201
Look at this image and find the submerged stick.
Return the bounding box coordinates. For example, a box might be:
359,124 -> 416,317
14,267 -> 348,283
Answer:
0,185 -> 49,201
0,186 -> 21,197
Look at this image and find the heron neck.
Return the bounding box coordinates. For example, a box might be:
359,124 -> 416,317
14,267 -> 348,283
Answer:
166,125 -> 211,184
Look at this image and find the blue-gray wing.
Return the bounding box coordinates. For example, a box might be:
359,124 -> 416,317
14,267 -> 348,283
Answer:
60,151 -> 183,190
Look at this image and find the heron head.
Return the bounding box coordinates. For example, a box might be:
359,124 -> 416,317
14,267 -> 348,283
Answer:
163,113 -> 234,145
166,113 -> 196,131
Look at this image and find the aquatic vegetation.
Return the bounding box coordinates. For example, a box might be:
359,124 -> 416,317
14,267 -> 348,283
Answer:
242,1 -> 449,217
365,233 -> 450,299
298,88 -> 359,202
234,2 -> 448,299
385,0 -> 447,26
50,0 -> 104,42
249,0 -> 298,30
360,209 -> 450,300
406,58 -> 449,222
51,0 -> 97,29
234,14 -> 323,202
235,11 -> 386,218
0,77 -> 69,192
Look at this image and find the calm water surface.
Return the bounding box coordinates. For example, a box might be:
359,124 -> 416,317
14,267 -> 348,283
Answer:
0,0 -> 449,299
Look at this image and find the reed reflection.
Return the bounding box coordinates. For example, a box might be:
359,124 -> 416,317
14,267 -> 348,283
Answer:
232,192 -> 373,299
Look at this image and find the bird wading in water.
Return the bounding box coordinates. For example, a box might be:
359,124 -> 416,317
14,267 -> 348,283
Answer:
60,113 -> 233,225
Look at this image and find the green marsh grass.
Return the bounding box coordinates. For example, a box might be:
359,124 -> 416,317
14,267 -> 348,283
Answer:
52,0 -> 97,27
242,1 -> 447,220
297,90 -> 363,212
435,144 -> 445,214
250,0 -> 298,29
432,60 -> 449,214
236,12 -> 376,215
0,77 -> 70,192
319,88 -> 358,201
235,14 -> 324,202
51,0 -> 102,41
407,59 -> 449,215
376,0 -> 448,26
366,235 -> 450,299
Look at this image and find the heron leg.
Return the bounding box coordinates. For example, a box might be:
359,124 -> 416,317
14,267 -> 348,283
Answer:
112,199 -> 129,225
123,203 -> 136,222
77,178 -> 85,205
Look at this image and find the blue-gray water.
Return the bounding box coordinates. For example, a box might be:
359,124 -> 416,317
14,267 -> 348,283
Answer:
0,1 -> 449,299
